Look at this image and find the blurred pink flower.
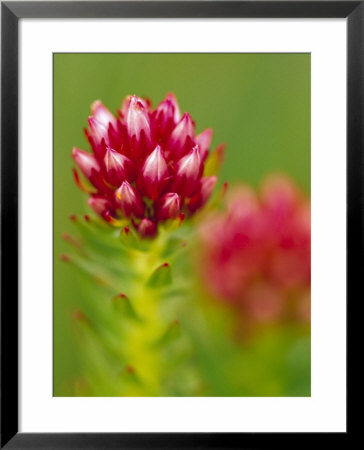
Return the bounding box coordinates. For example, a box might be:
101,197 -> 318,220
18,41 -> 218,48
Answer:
198,175 -> 310,325
72,94 -> 224,236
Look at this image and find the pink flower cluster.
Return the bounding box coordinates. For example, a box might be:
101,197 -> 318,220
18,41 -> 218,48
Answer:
72,94 -> 221,237
199,175 -> 311,324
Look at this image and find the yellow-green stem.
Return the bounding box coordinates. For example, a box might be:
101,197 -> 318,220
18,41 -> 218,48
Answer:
122,233 -> 167,395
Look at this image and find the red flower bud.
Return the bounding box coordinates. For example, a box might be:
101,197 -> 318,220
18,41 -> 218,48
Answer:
126,95 -> 152,157
88,196 -> 114,218
91,100 -> 117,130
200,175 -> 217,202
172,145 -> 201,197
166,113 -> 194,160
72,147 -> 101,187
195,128 -> 213,162
152,93 -> 181,140
165,93 -> 181,123
87,117 -> 109,155
115,181 -> 144,218
138,218 -> 157,238
103,147 -> 136,186
188,175 -> 217,213
139,145 -> 169,199
155,193 -> 181,221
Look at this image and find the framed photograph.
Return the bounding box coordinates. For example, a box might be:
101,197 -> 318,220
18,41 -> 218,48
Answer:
1,1 -> 355,447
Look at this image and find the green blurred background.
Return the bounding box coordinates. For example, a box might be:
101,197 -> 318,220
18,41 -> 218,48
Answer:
54,53 -> 310,396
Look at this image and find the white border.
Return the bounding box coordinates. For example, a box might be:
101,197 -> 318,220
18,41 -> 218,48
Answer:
20,19 -> 347,432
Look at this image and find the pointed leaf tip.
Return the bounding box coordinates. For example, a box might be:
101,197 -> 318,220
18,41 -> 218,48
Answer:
154,319 -> 181,347
119,364 -> 142,385
222,181 -> 228,197
112,293 -> 140,321
120,226 -> 134,239
125,364 -> 135,375
72,309 -> 86,322
204,142 -> 226,176
119,225 -> 142,250
147,262 -> 172,287
166,212 -> 185,231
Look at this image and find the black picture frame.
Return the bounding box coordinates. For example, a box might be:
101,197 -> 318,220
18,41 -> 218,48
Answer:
1,1 -> 356,448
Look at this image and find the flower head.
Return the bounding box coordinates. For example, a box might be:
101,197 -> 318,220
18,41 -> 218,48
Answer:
198,175 -> 311,325
72,93 -> 223,236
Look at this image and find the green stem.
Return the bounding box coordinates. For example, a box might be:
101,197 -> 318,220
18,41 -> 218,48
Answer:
122,234 -> 167,395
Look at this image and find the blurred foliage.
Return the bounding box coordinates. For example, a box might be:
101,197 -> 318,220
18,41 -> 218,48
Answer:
54,53 -> 310,396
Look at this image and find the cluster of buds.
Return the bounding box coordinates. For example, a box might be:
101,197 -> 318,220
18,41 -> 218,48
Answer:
198,175 -> 311,326
72,93 -> 224,237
